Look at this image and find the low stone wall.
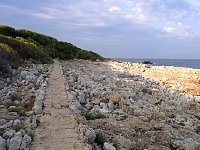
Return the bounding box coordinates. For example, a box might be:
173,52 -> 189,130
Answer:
0,64 -> 52,150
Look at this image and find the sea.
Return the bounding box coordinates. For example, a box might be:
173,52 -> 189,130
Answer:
115,58 -> 200,69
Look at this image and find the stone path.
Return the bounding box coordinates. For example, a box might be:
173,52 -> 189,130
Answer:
30,60 -> 85,150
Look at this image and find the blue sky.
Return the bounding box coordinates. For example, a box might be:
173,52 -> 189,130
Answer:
0,0 -> 200,59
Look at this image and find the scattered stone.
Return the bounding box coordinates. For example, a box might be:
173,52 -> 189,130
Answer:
62,60 -> 200,149
32,104 -> 43,115
2,130 -> 16,140
20,134 -> 32,149
103,142 -> 116,150
0,136 -> 6,150
0,63 -> 51,149
9,135 -> 22,150
79,125 -> 96,144
113,135 -> 136,150
13,119 -> 21,126
15,131 -> 22,137
0,119 -> 6,126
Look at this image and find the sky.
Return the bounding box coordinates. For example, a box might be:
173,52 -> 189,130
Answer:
0,0 -> 200,59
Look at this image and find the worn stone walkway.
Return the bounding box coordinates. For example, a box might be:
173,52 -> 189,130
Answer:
30,60 -> 84,150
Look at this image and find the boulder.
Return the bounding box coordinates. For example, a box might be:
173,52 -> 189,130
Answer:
19,129 -> 26,137
31,118 -> 38,130
3,98 -> 13,107
0,136 -> 6,150
9,135 -> 22,150
100,103 -> 108,110
85,144 -> 93,150
20,134 -> 32,149
78,92 -> 86,103
113,135 -> 136,150
189,142 -> 200,150
33,104 -> 43,115
0,119 -> 6,126
25,75 -> 36,84
6,139 -> 10,149
103,142 -> 116,150
21,71 -> 28,80
15,131 -> 22,137
108,102 -> 114,111
84,128 -> 96,144
13,119 -> 21,126
0,120 -> 13,130
2,130 -> 16,140
79,125 -> 96,144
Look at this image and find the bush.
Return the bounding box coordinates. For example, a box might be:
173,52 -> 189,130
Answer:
178,121 -> 185,126
10,92 -> 21,101
195,126 -> 200,134
112,142 -> 119,149
0,25 -> 104,61
27,131 -> 35,140
12,124 -> 24,132
95,113 -> 106,119
8,107 -> 25,116
0,43 -> 19,59
82,113 -> 95,120
82,113 -> 106,120
0,43 -> 20,76
94,132 -> 106,145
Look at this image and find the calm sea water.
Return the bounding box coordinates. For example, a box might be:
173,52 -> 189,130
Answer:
115,58 -> 200,69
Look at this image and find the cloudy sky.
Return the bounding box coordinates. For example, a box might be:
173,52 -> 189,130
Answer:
0,0 -> 200,59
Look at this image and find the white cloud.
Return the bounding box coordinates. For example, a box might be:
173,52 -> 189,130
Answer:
108,6 -> 120,12
32,12 -> 54,20
125,14 -> 133,19
163,22 -> 192,38
164,27 -> 175,33
1,0 -> 200,58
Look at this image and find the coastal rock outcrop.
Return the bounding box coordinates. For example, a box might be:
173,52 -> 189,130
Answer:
62,60 -> 200,150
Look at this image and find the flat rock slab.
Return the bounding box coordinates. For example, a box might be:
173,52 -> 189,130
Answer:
30,60 -> 84,150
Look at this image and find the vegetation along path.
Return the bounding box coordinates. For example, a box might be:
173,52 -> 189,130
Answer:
30,60 -> 85,150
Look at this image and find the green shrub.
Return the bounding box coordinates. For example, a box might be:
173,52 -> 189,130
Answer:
102,98 -> 109,103
94,132 -> 106,145
10,92 -> 21,101
8,107 -> 25,116
178,121 -> 185,126
112,142 -> 119,149
95,113 -> 106,119
195,126 -> 200,134
80,102 -> 87,107
0,42 -> 20,75
0,24 -> 104,61
142,88 -> 152,95
0,43 -> 19,59
82,113 -> 106,120
82,113 -> 95,120
12,124 -> 24,132
27,131 -> 35,140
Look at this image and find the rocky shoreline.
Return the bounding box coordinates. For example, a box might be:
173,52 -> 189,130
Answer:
109,61 -> 200,96
62,60 -> 200,150
0,64 -> 52,150
1,59 -> 200,150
